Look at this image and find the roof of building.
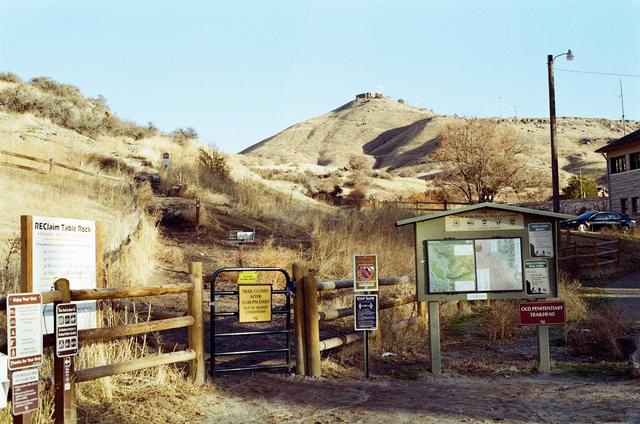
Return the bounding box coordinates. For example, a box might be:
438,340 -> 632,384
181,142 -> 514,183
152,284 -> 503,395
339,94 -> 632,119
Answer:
395,202 -> 574,227
595,128 -> 640,154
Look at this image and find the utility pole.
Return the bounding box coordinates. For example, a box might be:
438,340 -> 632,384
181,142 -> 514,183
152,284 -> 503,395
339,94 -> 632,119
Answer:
547,54 -> 560,213
620,78 -> 626,135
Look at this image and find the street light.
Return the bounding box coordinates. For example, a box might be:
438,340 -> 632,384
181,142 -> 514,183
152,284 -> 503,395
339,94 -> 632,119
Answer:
548,49 -> 574,213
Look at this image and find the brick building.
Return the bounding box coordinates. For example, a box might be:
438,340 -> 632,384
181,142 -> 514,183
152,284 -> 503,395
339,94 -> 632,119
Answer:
595,128 -> 640,216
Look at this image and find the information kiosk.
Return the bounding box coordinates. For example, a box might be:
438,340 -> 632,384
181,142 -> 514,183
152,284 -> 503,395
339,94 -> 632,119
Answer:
396,203 -> 573,373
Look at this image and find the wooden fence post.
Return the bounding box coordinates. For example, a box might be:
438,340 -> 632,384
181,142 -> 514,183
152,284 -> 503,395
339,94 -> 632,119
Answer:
303,273 -> 321,377
49,158 -> 54,173
592,243 -> 598,267
292,263 -> 307,376
616,239 -> 621,267
54,278 -> 77,424
187,262 -> 205,385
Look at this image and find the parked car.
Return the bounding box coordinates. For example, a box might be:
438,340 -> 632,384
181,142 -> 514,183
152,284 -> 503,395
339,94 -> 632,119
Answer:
560,211 -> 637,232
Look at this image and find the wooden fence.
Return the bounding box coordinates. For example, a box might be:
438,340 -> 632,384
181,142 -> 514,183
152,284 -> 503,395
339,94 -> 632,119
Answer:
0,149 -> 125,182
368,198 -> 468,212
558,230 -> 621,268
0,262 -> 204,423
292,264 -> 424,377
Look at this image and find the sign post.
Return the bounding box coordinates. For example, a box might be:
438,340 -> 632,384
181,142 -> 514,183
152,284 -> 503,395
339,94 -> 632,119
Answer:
354,294 -> 378,378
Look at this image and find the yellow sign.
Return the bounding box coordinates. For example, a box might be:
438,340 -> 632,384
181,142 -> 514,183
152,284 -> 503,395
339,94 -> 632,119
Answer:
237,271 -> 259,284
238,284 -> 272,323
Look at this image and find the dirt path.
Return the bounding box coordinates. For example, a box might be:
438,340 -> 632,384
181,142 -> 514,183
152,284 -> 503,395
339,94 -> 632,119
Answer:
201,371 -> 640,423
605,269 -> 640,322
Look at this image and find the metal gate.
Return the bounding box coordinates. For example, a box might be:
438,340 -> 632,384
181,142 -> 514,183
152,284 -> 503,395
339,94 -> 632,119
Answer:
209,267 -> 292,375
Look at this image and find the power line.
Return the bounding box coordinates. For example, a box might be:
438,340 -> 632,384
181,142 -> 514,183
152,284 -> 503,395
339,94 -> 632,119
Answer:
555,67 -> 640,78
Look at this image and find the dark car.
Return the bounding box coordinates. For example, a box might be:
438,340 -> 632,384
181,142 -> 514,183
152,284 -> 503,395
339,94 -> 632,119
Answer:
560,211 -> 637,232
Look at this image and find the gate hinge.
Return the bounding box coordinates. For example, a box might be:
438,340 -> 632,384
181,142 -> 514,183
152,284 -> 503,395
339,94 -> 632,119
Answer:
208,301 -> 216,307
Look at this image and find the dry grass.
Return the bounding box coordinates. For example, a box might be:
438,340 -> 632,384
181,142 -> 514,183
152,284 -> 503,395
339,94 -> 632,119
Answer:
310,207 -> 414,279
558,276 -> 589,323
480,301 -> 521,341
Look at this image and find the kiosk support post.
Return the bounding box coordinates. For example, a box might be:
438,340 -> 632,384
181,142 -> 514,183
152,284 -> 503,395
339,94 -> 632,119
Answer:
537,325 -> 551,372
428,301 -> 441,374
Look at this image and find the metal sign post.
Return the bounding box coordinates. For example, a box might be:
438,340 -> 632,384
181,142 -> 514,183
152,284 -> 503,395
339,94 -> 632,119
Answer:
354,294 -> 378,378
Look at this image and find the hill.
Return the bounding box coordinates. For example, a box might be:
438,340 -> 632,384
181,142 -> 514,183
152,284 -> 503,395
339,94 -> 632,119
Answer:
241,95 -> 639,185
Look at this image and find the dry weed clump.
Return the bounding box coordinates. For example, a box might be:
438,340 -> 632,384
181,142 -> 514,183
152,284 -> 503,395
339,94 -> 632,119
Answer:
567,309 -> 632,360
481,300 -> 521,341
558,277 -> 588,322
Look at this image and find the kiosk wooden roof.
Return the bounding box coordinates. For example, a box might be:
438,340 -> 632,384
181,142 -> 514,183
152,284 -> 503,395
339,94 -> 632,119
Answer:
395,202 -> 574,227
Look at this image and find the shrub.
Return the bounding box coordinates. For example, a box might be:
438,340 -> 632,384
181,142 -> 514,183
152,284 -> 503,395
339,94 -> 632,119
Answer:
567,309 -> 632,360
172,127 -> 198,143
0,72 -> 21,83
481,300 -> 521,341
0,76 -> 156,140
343,187 -> 367,210
348,154 -> 375,171
198,147 -> 230,181
562,175 -> 598,199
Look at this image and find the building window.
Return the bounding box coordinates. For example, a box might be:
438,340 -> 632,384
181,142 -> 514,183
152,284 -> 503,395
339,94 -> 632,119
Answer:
611,155 -> 626,174
631,152 -> 640,170
621,198 -> 628,215
632,197 -> 639,216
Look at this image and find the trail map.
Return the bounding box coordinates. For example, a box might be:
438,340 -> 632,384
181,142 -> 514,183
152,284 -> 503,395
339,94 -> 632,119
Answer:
475,239 -> 523,291
427,238 -> 523,293
427,240 -> 476,292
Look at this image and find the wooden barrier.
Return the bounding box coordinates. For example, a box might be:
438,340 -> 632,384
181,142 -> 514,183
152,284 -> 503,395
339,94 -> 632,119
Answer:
292,263 -> 307,376
1,261 -> 204,424
559,230 -> 621,268
0,149 -> 125,182
579,287 -> 640,298
292,268 -> 423,377
303,274 -> 322,378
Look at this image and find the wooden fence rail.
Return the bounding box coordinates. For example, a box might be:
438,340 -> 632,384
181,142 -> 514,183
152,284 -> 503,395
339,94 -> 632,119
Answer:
579,287 -> 640,298
559,230 -> 621,268
0,262 -> 204,424
369,198 -> 468,212
0,149 -> 125,182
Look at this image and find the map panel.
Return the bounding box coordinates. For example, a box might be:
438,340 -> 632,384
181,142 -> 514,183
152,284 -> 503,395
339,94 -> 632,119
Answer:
475,238 -> 523,291
427,240 -> 476,293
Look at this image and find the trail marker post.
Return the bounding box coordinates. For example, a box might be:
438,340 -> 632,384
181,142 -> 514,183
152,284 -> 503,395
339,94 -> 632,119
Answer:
353,254 -> 378,378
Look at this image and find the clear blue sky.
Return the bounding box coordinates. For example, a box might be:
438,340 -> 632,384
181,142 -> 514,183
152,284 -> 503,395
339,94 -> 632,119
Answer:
1,0 -> 639,153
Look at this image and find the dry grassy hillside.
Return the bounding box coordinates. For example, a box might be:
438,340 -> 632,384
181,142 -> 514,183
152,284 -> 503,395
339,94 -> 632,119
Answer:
242,95 -> 639,188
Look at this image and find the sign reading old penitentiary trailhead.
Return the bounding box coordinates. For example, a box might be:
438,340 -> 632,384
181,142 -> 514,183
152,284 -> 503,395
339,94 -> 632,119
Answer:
519,301 -> 566,326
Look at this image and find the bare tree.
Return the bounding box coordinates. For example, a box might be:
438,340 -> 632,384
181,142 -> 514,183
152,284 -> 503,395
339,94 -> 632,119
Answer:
433,119 -> 529,203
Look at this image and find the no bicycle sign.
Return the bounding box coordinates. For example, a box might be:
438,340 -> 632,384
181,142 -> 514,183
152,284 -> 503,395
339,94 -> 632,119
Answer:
353,254 -> 378,292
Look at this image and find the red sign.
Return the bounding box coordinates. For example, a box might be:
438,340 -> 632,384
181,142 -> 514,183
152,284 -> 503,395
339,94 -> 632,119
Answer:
519,301 -> 566,326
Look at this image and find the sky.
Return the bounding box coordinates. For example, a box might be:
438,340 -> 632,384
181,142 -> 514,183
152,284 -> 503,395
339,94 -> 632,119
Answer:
1,0 -> 639,153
